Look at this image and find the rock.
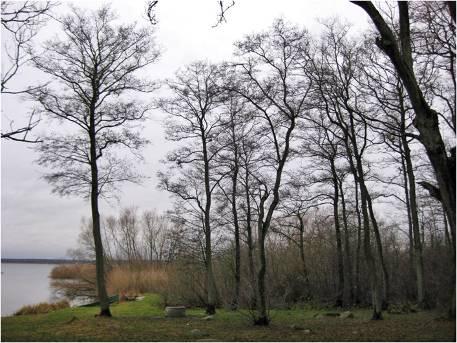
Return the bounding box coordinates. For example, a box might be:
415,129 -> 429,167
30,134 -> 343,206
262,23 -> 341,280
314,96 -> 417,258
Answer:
165,306 -> 186,318
190,329 -> 209,337
303,329 -> 311,334
289,324 -> 304,330
340,311 -> 354,319
202,315 -> 214,321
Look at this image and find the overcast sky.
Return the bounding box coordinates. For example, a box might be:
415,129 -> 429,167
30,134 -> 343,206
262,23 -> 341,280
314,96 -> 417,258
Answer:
1,0 -> 371,259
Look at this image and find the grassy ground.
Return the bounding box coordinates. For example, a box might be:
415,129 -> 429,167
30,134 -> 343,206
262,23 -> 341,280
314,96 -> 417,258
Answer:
2,294 -> 455,342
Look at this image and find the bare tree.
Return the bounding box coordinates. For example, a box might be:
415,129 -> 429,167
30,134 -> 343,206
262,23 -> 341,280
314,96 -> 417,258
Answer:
29,6 -> 159,317
351,1 -> 455,264
231,19 -> 313,325
1,1 -> 56,142
158,61 -> 226,315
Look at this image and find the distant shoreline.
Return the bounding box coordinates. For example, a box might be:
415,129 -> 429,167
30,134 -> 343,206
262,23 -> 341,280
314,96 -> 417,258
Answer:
1,258 -> 93,264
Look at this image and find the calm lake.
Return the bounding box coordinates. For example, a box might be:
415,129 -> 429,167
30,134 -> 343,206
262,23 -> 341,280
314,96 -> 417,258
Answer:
1,263 -> 60,316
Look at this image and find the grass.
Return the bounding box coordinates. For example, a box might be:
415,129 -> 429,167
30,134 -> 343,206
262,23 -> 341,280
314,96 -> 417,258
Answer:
2,294 -> 455,342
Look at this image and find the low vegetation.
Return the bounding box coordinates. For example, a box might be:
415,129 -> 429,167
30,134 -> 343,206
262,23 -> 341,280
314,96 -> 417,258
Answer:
2,294 -> 454,341
14,300 -> 70,316
50,263 -> 169,300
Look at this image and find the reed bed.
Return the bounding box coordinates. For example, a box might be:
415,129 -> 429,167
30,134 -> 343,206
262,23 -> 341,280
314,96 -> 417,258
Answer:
14,300 -> 70,316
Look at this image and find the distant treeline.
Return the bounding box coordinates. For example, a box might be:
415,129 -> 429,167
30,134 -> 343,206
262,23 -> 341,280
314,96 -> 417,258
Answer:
1,258 -> 93,264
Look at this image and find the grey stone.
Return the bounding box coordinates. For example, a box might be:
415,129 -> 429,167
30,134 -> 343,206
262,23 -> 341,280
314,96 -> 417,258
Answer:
289,324 -> 304,330
202,315 -> 214,321
190,329 -> 209,337
303,329 -> 311,334
340,311 -> 354,319
165,306 -> 186,317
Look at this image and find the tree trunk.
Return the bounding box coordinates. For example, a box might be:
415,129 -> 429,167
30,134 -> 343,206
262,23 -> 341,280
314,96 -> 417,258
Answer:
255,229 -> 269,326
89,116 -> 111,317
202,130 -> 216,315
331,160 -> 344,308
230,131 -> 241,310
345,115 -> 383,319
401,136 -> 426,307
338,175 -> 354,306
353,175 -> 363,305
360,183 -> 383,320
297,215 -> 311,299
366,192 -> 390,309
400,146 -> 416,296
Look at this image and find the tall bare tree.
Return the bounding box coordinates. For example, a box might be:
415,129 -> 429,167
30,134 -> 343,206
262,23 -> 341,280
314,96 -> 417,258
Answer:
30,6 -> 159,316
231,19 -> 313,325
158,61 -> 226,315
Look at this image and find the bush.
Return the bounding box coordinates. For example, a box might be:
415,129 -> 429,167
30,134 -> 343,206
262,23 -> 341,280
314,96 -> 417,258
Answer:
14,300 -> 70,315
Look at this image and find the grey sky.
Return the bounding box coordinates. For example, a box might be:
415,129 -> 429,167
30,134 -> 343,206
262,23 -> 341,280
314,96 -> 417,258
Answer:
1,0 -> 370,259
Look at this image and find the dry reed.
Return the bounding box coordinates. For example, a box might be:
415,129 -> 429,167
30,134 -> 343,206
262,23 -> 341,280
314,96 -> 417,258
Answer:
14,300 -> 70,315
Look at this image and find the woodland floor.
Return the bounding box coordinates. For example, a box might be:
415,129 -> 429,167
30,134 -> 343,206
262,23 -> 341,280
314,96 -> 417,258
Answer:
2,294 -> 455,342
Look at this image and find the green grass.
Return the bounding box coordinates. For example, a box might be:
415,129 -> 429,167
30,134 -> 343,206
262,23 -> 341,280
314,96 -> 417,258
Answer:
2,294 -> 455,341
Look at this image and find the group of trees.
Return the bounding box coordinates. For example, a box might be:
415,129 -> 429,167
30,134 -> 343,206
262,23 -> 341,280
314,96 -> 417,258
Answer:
158,3 -> 455,324
69,209 -> 180,265
2,1 -> 455,324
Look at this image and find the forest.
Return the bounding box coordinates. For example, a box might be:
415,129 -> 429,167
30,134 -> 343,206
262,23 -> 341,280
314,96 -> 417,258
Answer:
1,0 -> 455,332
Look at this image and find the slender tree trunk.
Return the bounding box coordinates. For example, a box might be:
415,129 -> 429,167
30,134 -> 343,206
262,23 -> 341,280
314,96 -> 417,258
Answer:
253,116 -> 296,326
89,113 -> 111,317
230,129 -> 241,310
345,114 -> 383,319
244,167 -> 257,309
366,193 -> 390,309
255,229 -> 268,325
354,175 -> 363,305
202,131 -> 216,315
338,176 -> 354,306
400,147 -> 415,295
443,206 -> 452,251
402,141 -> 425,307
297,215 -> 311,299
359,182 -> 383,320
331,160 -> 344,307
397,84 -> 426,307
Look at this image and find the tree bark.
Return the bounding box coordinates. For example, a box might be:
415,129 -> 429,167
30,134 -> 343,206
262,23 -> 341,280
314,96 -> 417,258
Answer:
353,174 -> 363,305
344,115 -> 383,319
244,168 -> 257,309
366,192 -> 390,309
230,119 -> 241,310
202,129 -> 217,315
89,105 -> 111,317
338,175 -> 354,306
331,160 -> 345,307
399,107 -> 426,307
297,215 -> 311,299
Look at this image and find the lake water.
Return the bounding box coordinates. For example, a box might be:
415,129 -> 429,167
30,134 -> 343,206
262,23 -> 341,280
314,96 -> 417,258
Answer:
1,263 -> 60,316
